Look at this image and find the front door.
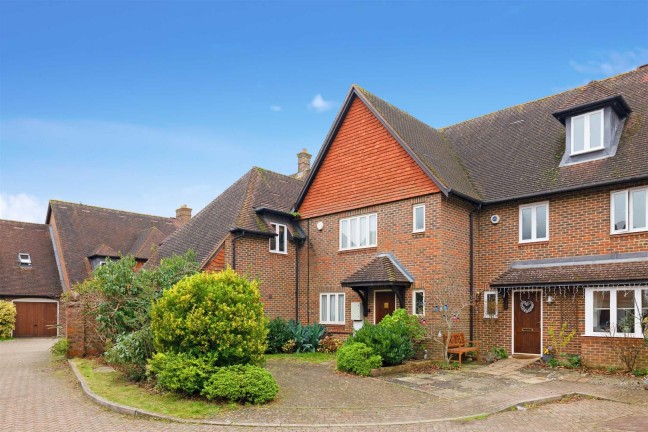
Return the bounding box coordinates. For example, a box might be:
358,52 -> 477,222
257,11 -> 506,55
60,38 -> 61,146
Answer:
513,291 -> 541,354
375,291 -> 395,323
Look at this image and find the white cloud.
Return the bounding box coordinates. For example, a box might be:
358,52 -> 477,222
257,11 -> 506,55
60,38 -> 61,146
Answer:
570,48 -> 648,76
270,105 -> 282,112
308,94 -> 335,112
0,193 -> 47,223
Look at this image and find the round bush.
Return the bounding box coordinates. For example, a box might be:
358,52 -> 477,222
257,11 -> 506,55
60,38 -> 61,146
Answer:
336,342 -> 382,376
151,269 -> 267,365
201,365 -> 279,404
0,300 -> 17,338
348,322 -> 413,366
147,351 -> 219,394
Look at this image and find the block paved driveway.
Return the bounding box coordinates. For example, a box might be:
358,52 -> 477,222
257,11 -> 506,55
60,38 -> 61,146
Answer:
1,338 -> 647,432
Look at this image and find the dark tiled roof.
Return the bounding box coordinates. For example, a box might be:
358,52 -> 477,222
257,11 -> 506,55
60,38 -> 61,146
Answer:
150,167 -> 304,268
89,243 -> 119,258
490,261 -> 648,287
47,201 -> 180,286
128,227 -> 167,258
342,255 -> 412,286
556,81 -> 619,112
0,220 -> 62,298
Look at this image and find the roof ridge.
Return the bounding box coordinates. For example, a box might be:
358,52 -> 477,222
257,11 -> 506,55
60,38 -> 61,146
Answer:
49,199 -> 175,221
0,219 -> 48,227
251,166 -> 305,183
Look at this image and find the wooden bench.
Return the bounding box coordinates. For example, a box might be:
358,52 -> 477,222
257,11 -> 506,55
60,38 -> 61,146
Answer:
443,332 -> 480,366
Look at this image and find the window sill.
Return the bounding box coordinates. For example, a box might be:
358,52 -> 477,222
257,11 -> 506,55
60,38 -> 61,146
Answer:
610,229 -> 648,237
518,240 -> 549,246
269,251 -> 288,255
320,322 -> 346,326
582,333 -> 645,339
338,246 -> 378,254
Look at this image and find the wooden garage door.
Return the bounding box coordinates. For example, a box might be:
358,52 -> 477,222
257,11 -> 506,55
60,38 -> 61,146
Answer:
14,302 -> 58,337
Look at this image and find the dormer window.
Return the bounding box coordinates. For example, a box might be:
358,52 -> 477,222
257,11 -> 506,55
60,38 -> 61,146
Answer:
571,109 -> 603,155
18,253 -> 32,267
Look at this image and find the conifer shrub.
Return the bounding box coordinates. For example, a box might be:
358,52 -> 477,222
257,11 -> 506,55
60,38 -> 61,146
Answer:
0,300 -> 16,339
336,342 -> 382,376
201,365 -> 279,404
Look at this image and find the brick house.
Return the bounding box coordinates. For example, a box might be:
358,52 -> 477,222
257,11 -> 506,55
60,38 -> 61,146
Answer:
292,66 -> 647,367
0,201 -> 185,337
150,165 -> 308,320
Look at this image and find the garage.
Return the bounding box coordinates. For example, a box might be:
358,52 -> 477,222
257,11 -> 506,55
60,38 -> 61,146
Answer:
13,301 -> 58,337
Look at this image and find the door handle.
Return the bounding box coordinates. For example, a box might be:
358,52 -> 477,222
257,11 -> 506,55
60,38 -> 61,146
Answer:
522,328 -> 533,332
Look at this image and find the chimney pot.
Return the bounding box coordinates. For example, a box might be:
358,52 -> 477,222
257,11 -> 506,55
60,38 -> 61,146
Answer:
297,149 -> 311,178
176,205 -> 192,226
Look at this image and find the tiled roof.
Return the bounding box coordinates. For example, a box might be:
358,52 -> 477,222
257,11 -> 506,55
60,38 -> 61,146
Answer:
150,167 -> 304,268
47,201 -> 180,286
490,261 -> 648,287
0,220 -> 62,298
321,67 -> 647,205
342,255 -> 413,286
89,243 -> 119,258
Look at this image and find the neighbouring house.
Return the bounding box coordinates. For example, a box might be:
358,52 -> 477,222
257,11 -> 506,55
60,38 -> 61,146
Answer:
292,65 -> 648,368
0,220 -> 63,337
1,201 -> 186,338
148,160 -> 308,320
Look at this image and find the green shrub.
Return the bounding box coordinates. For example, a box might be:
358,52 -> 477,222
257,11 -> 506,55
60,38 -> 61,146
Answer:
105,326 -> 155,381
379,309 -> 427,343
151,269 -> 267,364
317,335 -> 343,353
51,338 -> 68,357
0,300 -> 17,338
288,321 -> 325,353
348,322 -> 413,366
147,351 -> 219,394
336,342 -> 382,376
491,346 -> 508,360
201,365 -> 278,404
266,317 -> 292,354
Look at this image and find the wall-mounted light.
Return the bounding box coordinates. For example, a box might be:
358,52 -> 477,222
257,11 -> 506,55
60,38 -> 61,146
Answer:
546,296 -> 555,305
316,221 -> 324,231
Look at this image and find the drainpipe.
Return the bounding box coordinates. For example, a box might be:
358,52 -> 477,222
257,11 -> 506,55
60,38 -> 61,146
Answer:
469,204 -> 482,342
307,220 -> 311,324
231,231 -> 246,270
295,239 -> 303,322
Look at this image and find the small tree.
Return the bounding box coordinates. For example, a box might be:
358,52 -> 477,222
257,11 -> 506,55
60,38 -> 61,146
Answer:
429,284 -> 473,365
0,300 -> 17,338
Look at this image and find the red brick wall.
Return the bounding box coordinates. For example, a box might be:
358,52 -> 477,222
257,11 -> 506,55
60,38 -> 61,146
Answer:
474,181 -> 648,360
204,246 -> 225,272
298,193 -> 474,358
581,336 -> 648,370
298,97 -> 439,219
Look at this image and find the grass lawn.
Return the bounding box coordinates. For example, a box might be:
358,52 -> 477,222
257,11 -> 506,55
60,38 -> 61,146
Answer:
0,337 -> 14,341
72,358 -> 235,419
267,352 -> 336,363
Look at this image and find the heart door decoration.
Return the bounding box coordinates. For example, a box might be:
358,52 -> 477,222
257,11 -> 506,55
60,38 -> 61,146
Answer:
520,300 -> 534,314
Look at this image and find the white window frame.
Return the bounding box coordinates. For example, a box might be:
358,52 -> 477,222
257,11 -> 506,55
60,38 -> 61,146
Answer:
269,223 -> 288,254
320,292 -> 345,325
570,109 -> 604,155
413,204 -> 425,233
339,213 -> 377,251
584,287 -> 646,338
610,187 -> 648,234
519,201 -> 549,243
484,290 -> 498,319
18,253 -> 32,266
412,289 -> 425,316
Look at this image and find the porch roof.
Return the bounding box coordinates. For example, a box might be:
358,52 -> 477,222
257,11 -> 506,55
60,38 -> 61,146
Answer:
341,253 -> 413,287
490,260 -> 648,288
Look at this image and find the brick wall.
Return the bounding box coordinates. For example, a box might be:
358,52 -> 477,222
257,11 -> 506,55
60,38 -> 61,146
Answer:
65,296 -> 104,357
581,336 -> 648,370
474,181 -> 648,361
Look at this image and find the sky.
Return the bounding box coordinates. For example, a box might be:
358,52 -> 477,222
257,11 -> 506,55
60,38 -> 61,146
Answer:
1,1 -> 647,223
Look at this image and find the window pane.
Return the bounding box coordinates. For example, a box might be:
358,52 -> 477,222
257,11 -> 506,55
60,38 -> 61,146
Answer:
589,111 -> 602,149
486,293 -> 496,317
536,205 -> 547,239
338,295 -> 344,322
270,224 -> 277,251
642,290 -> 648,334
592,291 -> 610,333
613,192 -> 627,231
369,214 -> 377,245
415,291 -> 424,315
321,295 -> 327,322
572,116 -> 585,153
617,290 -> 636,333
359,216 -> 367,246
340,220 -> 348,249
350,219 -> 358,247
329,294 -> 336,322
415,206 -> 425,231
278,225 -> 286,252
631,189 -> 647,230
521,208 -> 532,240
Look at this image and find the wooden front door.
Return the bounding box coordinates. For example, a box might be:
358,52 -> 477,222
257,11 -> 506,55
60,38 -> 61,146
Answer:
513,291 -> 541,354
375,291 -> 395,323
14,302 -> 58,337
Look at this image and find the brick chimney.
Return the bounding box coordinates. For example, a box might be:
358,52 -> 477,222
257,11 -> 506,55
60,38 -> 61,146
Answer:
175,205 -> 192,226
297,148 -> 311,178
